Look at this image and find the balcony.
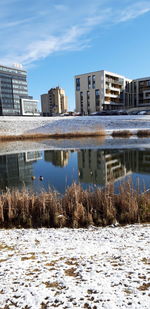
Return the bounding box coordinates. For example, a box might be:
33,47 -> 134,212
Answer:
106,84 -> 122,91
105,93 -> 119,98
105,78 -> 124,86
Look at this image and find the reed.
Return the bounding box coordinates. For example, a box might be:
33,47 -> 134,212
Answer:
0,129 -> 106,142
0,181 -> 149,228
137,130 -> 150,137
111,130 -> 133,137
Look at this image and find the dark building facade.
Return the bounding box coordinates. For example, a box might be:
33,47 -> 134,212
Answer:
0,64 -> 39,116
0,64 -> 28,115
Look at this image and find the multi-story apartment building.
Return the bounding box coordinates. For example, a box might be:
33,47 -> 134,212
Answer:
129,77 -> 150,109
0,64 -> 39,116
75,70 -> 131,114
41,86 -> 68,116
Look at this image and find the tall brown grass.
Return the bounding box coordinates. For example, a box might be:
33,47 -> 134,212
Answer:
0,129 -> 106,142
137,130 -> 150,137
0,181 -> 149,228
111,130 -> 133,137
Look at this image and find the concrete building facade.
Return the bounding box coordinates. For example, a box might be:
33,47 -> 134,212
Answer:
20,98 -> 40,116
129,77 -> 150,109
75,70 -> 150,113
41,86 -> 68,116
0,64 -> 39,116
75,70 -> 131,114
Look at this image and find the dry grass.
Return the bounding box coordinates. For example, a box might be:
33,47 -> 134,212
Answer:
137,283 -> 150,291
64,267 -> 78,277
141,258 -> 150,265
137,130 -> 150,137
0,129 -> 106,142
21,254 -> 36,261
43,281 -> 62,289
0,180 -> 149,228
111,130 -> 133,138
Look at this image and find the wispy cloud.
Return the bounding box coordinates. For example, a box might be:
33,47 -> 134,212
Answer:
117,1 -> 150,22
0,0 -> 149,66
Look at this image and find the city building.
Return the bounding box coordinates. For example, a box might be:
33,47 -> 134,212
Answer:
41,86 -> 68,116
75,70 -> 150,114
0,64 -> 39,116
20,98 -> 39,116
129,77 -> 150,109
75,70 -> 131,114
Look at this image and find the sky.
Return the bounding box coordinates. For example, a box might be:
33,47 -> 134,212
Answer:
0,0 -> 150,111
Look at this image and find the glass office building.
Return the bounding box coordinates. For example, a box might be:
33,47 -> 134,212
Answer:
0,64 -> 29,115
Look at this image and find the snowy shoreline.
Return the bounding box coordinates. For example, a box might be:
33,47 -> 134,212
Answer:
0,224 -> 149,309
1,115 -> 150,136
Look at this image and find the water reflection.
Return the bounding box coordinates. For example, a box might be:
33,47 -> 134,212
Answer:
78,149 -> 137,185
0,151 -> 42,190
44,150 -> 70,167
0,148 -> 150,192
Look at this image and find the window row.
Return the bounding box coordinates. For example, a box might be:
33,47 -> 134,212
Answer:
0,66 -> 26,76
13,85 -> 28,90
12,80 -> 27,85
1,89 -> 13,93
2,94 -> 13,98
13,90 -> 28,95
0,77 -> 12,83
76,75 -> 96,91
80,90 -> 100,111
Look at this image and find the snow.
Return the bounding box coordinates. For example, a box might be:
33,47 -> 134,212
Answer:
0,225 -> 149,308
0,116 -> 150,309
1,115 -> 150,136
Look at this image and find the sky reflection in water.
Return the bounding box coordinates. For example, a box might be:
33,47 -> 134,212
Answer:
0,148 -> 150,193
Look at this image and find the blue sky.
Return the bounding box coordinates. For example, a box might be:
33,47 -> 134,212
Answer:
0,0 -> 150,111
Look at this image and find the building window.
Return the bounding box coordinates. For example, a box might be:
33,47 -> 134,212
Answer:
87,91 -> 90,114
95,89 -> 100,111
139,81 -> 144,87
92,75 -> 95,89
88,76 -> 91,89
76,78 -> 80,91
146,80 -> 150,87
145,92 -> 150,97
80,92 -> 84,113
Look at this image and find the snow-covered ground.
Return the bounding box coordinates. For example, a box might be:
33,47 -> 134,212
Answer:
0,225 -> 149,309
1,115 -> 150,136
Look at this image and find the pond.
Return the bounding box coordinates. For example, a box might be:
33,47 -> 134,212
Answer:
1,147 -> 150,193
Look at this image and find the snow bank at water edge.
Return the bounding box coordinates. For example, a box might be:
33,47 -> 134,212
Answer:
1,115 -> 150,136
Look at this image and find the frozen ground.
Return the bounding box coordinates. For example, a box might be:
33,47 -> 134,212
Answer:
1,115 -> 150,136
0,225 -> 149,309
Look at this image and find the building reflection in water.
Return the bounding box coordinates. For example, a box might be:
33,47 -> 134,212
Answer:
44,150 -> 70,167
1,148 -> 150,192
78,149 -> 150,186
0,151 -> 42,190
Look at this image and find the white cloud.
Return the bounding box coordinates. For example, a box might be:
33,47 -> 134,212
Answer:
117,1 -> 150,22
0,0 -> 150,66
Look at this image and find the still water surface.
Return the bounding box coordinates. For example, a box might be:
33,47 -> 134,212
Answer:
0,148 -> 150,193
